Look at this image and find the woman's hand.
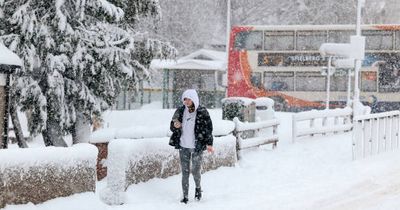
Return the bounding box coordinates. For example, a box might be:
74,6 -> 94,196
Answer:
207,145 -> 214,153
173,120 -> 181,128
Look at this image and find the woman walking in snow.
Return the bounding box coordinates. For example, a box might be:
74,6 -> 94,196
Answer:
169,89 -> 214,204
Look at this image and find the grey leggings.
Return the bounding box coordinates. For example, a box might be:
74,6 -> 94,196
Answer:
179,148 -> 203,198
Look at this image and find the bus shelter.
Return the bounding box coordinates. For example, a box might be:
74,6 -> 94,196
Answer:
151,49 -> 226,109
0,44 -> 22,148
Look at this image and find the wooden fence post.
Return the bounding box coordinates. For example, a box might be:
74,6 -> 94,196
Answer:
233,117 -> 241,161
273,124 -> 278,149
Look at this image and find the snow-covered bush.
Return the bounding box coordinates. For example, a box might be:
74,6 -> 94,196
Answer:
100,136 -> 236,205
0,144 -> 97,208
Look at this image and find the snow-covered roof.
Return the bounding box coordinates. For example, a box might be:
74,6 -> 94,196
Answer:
0,43 -> 22,67
180,49 -> 226,61
150,59 -> 176,69
150,59 -> 225,71
150,49 -> 226,72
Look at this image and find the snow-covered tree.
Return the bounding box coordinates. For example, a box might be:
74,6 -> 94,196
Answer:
0,0 -> 175,146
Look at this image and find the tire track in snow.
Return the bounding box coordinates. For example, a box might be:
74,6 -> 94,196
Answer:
312,171 -> 400,210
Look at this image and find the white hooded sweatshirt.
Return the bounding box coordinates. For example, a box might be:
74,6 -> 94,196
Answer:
179,89 -> 199,149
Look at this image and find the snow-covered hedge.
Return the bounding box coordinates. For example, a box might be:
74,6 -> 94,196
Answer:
100,136 -> 236,205
90,121 -> 234,143
0,144 -> 98,208
90,109 -> 235,143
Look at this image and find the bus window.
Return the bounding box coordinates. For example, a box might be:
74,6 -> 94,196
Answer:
297,31 -> 327,51
296,72 -> 326,91
361,72 -> 377,92
251,72 -> 262,88
234,31 -> 263,50
363,30 -> 393,50
328,30 -> 353,43
378,57 -> 400,92
264,72 -> 294,91
264,31 -> 294,51
396,31 -> 400,50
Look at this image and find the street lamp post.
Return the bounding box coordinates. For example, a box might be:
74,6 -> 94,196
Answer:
319,0 -> 366,115
333,58 -> 355,107
226,0 -> 231,55
224,0 -> 231,98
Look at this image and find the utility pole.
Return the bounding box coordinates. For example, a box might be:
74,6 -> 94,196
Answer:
319,0 -> 366,115
352,0 -> 366,116
224,0 -> 231,98
225,0 -> 231,56
353,0 -> 364,104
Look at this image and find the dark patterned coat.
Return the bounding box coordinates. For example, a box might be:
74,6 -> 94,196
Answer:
169,105 -> 213,152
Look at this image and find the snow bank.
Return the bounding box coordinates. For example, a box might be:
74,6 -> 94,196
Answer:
0,144 -> 98,208
100,136 -> 236,205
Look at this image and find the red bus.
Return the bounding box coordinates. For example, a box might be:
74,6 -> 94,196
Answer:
227,24 -> 400,112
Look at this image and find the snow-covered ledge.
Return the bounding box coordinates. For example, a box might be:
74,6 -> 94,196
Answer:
0,43 -> 23,67
0,144 -> 98,208
100,136 -> 236,205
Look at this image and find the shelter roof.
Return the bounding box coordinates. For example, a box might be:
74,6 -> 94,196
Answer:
150,49 -> 226,71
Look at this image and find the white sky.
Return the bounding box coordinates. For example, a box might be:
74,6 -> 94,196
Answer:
4,108 -> 400,210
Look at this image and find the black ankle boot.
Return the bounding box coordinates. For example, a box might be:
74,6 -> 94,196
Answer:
180,197 -> 188,204
195,188 -> 202,201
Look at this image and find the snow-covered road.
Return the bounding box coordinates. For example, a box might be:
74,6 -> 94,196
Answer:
314,168 -> 400,210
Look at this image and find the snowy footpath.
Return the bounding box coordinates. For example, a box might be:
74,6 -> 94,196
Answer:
4,112 -> 400,210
